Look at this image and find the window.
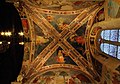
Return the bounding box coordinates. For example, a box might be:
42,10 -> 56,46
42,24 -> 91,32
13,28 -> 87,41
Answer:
101,30 -> 119,42
100,29 -> 120,59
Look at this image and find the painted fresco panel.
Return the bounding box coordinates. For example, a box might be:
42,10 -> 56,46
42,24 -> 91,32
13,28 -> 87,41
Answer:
95,8 -> 105,22
44,47 -> 77,66
32,70 -> 92,84
28,0 -> 99,10
21,18 -> 30,38
67,23 -> 87,59
42,14 -> 78,32
24,42 -> 30,61
33,23 -> 53,58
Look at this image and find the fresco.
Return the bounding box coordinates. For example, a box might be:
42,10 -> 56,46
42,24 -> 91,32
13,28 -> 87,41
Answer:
21,18 -> 31,61
21,18 -> 30,39
93,7 -> 105,24
19,43 -> 31,82
44,47 -> 77,66
28,0 -> 101,10
23,42 -> 30,61
32,70 -> 92,84
42,14 -> 78,32
95,8 -> 105,22
67,23 -> 87,59
34,23 -> 53,58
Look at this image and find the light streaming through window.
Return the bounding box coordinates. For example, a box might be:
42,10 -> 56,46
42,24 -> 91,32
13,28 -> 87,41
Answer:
100,29 -> 120,60
101,29 -> 120,42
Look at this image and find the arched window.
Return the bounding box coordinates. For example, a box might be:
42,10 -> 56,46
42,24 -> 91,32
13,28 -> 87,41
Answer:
100,29 -> 120,60
101,30 -> 120,42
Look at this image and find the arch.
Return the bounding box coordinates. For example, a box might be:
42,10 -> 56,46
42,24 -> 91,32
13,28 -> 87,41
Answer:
99,29 -> 120,59
23,64 -> 95,83
90,18 -> 120,60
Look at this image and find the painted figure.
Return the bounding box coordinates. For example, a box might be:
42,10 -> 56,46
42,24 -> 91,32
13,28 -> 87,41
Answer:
56,50 -> 65,63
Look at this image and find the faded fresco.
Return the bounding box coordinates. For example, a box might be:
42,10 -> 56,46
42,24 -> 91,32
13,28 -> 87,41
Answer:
95,8 -> 105,22
32,70 -> 91,84
21,18 -> 30,39
34,23 -> 52,58
23,43 -> 30,61
21,18 -> 31,61
13,0 -> 120,83
28,0 -> 99,10
67,23 -> 87,59
42,14 -> 78,32
44,47 -> 77,65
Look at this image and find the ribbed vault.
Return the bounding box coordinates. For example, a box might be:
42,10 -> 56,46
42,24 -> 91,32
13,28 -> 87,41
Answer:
20,0 -> 105,83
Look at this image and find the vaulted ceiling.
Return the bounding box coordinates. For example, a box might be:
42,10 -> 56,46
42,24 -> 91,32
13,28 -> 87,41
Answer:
1,0 -> 120,83
16,0 -> 120,83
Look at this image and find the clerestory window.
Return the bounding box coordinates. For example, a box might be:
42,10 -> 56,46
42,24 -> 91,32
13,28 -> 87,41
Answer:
100,29 -> 120,59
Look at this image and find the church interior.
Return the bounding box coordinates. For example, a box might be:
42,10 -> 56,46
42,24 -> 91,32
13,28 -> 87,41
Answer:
0,0 -> 120,84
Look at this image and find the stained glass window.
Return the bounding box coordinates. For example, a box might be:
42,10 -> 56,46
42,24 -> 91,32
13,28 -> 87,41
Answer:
100,43 -> 119,59
101,30 -> 119,42
100,43 -> 104,51
101,30 -> 110,40
117,46 -> 120,59
100,29 -> 120,60
119,30 -> 120,42
110,30 -> 118,41
109,44 -> 117,58
101,43 -> 109,54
